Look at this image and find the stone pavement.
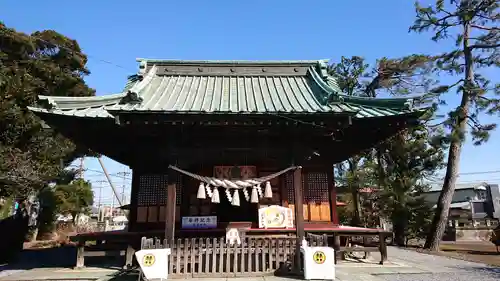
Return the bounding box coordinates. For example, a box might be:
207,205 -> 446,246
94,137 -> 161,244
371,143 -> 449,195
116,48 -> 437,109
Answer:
0,247 -> 498,281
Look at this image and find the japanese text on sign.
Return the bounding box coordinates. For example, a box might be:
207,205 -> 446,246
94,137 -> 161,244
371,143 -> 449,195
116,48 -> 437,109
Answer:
181,216 -> 217,229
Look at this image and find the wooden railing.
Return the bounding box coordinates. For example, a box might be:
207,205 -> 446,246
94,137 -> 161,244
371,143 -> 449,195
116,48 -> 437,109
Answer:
141,236 -> 328,278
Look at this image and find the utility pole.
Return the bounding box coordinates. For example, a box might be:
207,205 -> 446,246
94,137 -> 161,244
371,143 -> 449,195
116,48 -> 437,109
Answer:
117,169 -> 130,216
78,157 -> 85,179
76,157 -> 85,221
97,157 -> 127,219
117,169 -> 130,202
94,180 -> 107,222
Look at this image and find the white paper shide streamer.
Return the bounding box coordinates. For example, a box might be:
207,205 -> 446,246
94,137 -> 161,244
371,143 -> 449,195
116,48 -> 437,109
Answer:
168,165 -> 300,206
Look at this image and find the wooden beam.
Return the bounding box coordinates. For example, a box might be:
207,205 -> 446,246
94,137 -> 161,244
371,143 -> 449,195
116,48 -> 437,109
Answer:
293,167 -> 304,272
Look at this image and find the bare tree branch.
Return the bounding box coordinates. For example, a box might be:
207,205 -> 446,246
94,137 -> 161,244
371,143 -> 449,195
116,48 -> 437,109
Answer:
470,43 -> 500,49
470,24 -> 499,31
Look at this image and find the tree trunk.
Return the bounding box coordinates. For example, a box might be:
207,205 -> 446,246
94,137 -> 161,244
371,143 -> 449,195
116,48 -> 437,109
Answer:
424,23 -> 473,251
346,158 -> 364,227
30,227 -> 39,242
351,188 -> 363,226
393,220 -> 407,247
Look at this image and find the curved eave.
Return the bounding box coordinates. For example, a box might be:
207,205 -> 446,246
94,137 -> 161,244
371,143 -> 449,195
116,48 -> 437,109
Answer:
28,106 -> 114,119
336,95 -> 414,110
38,93 -> 126,110
29,68 -> 154,117
307,65 -> 418,112
307,66 -> 420,118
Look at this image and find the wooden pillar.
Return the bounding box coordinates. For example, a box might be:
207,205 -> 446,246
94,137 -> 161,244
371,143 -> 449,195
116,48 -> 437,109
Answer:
293,167 -> 304,272
124,245 -> 135,269
378,233 -> 388,265
165,183 -> 177,245
128,169 -> 139,232
327,165 -> 339,225
75,240 -> 85,269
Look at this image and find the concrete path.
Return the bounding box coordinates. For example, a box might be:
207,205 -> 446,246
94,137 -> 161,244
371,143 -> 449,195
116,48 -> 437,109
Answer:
1,247 -> 498,281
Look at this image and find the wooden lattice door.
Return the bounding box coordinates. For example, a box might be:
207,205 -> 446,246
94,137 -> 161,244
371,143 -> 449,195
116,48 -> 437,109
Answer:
136,173 -> 182,225
285,171 -> 331,222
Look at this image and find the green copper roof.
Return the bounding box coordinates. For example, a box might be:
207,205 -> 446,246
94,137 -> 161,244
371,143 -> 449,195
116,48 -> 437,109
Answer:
29,59 -> 417,119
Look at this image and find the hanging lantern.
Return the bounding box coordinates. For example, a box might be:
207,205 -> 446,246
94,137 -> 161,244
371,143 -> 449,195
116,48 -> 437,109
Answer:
250,186 -> 259,203
197,182 -> 206,199
264,181 -> 273,198
231,189 -> 240,206
211,187 -> 220,203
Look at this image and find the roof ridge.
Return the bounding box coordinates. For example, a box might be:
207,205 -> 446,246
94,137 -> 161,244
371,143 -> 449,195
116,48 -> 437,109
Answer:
136,58 -> 329,65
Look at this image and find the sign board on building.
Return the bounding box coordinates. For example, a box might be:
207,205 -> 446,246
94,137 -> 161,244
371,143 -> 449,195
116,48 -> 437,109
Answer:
258,205 -> 294,229
181,216 -> 217,229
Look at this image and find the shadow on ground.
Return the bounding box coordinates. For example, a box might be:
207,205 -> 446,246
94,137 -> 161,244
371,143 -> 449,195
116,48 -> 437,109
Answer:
0,246 -> 124,271
0,215 -> 29,264
441,249 -> 500,256
466,267 -> 500,275
1,214 -> 125,271
105,270 -> 140,281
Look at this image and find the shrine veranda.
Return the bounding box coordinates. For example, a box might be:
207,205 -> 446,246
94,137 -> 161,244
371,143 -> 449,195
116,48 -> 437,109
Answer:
30,59 -> 423,274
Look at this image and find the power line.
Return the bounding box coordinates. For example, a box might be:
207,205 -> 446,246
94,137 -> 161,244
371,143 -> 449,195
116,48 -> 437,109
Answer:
430,178 -> 500,184
117,169 -> 131,205
430,169 -> 500,179
1,28 -> 134,73
457,170 -> 500,176
67,164 -> 133,181
433,171 -> 500,178
86,169 -> 133,181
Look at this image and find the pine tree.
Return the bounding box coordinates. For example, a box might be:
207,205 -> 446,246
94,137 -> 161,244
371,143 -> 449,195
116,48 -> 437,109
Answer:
329,56 -> 371,226
374,123 -> 446,246
330,55 -> 440,230
0,22 -> 95,198
410,0 -> 499,251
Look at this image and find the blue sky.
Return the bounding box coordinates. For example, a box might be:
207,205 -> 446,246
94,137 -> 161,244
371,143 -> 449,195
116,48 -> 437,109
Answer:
2,0 -> 499,204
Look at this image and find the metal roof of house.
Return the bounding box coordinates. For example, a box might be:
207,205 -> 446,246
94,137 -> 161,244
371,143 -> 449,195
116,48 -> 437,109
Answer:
29,59 -> 418,119
432,201 -> 471,209
428,182 -> 490,192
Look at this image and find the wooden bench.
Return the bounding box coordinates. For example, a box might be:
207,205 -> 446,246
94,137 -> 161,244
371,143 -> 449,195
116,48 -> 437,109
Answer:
71,231 -> 137,269
307,230 -> 389,265
334,232 -> 389,265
